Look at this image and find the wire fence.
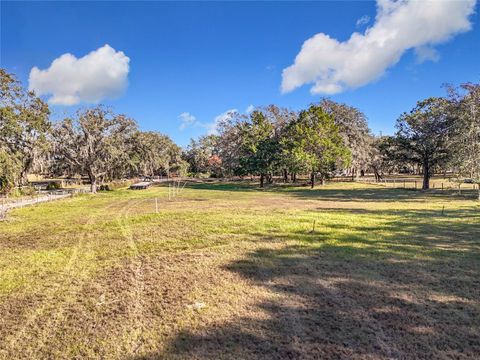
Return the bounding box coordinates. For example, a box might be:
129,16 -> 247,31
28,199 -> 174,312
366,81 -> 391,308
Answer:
357,177 -> 479,191
0,188 -> 90,219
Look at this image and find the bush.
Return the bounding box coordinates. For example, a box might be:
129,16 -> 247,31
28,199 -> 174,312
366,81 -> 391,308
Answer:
20,186 -> 36,196
46,182 -> 61,190
99,184 -> 111,191
0,150 -> 21,195
107,179 -> 137,190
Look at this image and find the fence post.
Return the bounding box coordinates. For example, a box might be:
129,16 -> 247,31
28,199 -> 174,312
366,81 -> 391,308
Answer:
155,197 -> 158,213
442,183 -> 444,191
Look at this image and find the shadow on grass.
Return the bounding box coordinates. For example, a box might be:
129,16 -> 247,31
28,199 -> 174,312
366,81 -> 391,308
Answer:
161,181 -> 258,193
284,187 -> 479,202
134,206 -> 480,359
183,180 -> 480,202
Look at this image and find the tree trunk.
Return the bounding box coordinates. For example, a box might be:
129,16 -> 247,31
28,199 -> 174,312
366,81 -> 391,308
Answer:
283,169 -> 288,183
89,172 -> 97,193
20,170 -> 29,186
320,177 -> 325,185
422,162 -> 430,190
260,173 -> 264,188
291,173 -> 297,183
20,155 -> 35,186
310,171 -> 315,189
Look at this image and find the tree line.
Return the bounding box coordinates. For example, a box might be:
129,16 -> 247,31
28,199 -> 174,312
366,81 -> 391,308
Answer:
184,90 -> 479,196
1,69 -> 479,197
1,69 -> 186,193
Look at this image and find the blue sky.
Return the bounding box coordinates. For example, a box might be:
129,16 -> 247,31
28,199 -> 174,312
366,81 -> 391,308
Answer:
2,1 -> 479,146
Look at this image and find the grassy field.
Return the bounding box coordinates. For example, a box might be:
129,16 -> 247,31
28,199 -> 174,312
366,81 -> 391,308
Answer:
0,181 -> 479,359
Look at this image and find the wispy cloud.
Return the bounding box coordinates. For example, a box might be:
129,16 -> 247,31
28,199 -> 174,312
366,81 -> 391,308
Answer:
178,109 -> 238,135
282,0 -> 476,95
245,104 -> 255,114
356,15 -> 370,27
205,109 -> 238,135
29,44 -> 130,105
178,112 -> 197,130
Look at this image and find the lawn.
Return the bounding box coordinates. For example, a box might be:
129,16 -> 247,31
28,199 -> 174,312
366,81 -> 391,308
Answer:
0,182 -> 479,359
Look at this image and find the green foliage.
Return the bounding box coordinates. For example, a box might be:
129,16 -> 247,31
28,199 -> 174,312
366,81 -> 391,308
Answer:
129,131 -> 181,177
46,182 -> 61,191
283,105 -> 350,186
0,149 -> 21,194
448,84 -> 480,184
0,69 -> 50,189
182,135 -> 221,176
395,97 -> 452,189
239,111 -> 279,185
52,107 -> 138,192
19,186 -> 36,196
320,99 -> 372,176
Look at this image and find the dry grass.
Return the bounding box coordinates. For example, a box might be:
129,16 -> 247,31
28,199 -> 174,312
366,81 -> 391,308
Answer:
0,181 -> 479,359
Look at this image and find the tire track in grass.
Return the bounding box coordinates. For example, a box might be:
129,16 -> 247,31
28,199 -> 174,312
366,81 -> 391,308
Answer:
115,197 -> 150,356
1,197 -> 123,357
30,196 -> 152,357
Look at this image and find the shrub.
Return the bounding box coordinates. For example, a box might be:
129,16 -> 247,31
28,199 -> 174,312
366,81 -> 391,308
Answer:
99,184 -> 111,191
20,186 -> 36,196
46,182 -> 61,190
107,179 -> 137,190
0,150 -> 21,195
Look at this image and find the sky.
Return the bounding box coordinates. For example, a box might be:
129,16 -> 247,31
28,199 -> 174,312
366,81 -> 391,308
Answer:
1,0 -> 479,146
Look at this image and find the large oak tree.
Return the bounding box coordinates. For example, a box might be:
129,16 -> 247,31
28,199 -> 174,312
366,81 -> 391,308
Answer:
395,97 -> 452,190
53,107 -> 136,193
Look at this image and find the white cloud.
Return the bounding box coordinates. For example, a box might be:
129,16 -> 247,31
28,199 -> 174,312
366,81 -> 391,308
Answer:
178,109 -> 238,135
205,109 -> 238,135
207,109 -> 238,135
356,15 -> 370,27
29,44 -> 130,105
414,46 -> 440,63
245,104 -> 255,113
282,0 -> 476,95
178,112 -> 197,130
